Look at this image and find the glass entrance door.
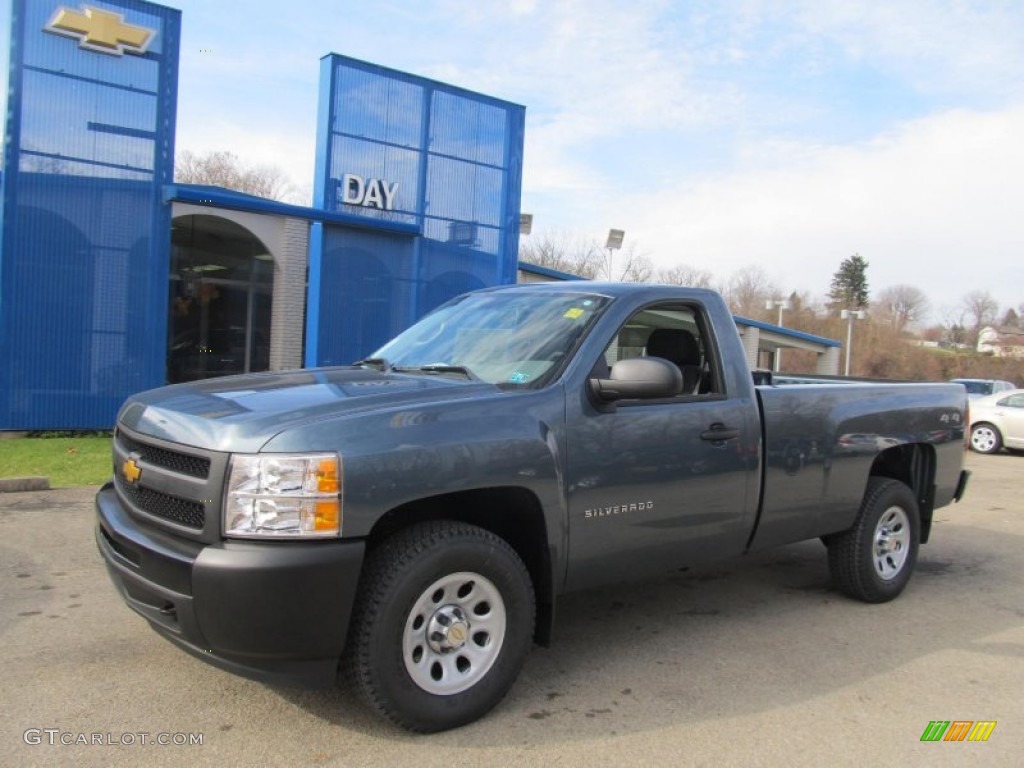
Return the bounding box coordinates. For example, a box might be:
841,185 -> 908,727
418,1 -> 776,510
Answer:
168,215 -> 274,384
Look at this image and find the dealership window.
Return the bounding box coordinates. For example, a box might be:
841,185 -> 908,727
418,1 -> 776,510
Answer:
168,215 -> 273,383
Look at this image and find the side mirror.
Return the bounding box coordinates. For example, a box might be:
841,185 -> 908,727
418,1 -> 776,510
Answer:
589,357 -> 683,402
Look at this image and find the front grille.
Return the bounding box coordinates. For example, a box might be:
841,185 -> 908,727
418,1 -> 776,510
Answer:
116,473 -> 206,530
117,431 -> 211,479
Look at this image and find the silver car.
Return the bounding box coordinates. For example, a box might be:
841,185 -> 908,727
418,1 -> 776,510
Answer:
969,389 -> 1024,454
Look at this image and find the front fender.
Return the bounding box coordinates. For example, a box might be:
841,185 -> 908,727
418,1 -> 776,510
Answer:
261,387 -> 569,580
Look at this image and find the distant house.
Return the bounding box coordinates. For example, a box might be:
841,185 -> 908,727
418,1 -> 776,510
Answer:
977,326 -> 1024,358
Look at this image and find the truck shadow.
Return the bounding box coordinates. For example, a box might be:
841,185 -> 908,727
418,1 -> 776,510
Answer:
271,522 -> 1022,743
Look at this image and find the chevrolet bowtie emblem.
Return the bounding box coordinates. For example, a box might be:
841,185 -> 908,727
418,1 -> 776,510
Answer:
122,458 -> 142,485
45,5 -> 155,56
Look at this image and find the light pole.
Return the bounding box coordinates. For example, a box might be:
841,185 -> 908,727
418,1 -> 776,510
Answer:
840,308 -> 866,376
605,229 -> 624,280
765,299 -> 791,372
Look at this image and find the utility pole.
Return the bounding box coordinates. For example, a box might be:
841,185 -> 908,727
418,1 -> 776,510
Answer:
840,308 -> 866,376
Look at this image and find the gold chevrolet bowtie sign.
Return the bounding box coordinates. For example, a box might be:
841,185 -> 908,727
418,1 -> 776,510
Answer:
122,458 -> 142,485
45,5 -> 155,56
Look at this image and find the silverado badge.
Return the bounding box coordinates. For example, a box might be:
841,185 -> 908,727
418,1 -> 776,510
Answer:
122,458 -> 142,484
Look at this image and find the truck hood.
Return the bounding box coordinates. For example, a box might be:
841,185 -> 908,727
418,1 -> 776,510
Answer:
117,367 -> 500,453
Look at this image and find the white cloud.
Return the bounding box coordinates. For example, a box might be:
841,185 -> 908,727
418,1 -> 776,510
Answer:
407,2 -> 1024,319
622,106 -> 1024,317
790,1 -> 1024,100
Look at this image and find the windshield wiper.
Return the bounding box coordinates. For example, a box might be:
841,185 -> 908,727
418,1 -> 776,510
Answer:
353,357 -> 393,372
403,364 -> 479,381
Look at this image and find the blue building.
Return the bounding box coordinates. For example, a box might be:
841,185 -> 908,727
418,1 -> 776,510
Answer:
1,0 -> 525,429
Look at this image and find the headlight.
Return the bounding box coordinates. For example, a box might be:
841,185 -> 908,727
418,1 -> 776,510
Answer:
224,453 -> 342,538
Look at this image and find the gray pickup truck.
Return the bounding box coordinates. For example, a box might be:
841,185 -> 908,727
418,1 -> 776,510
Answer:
96,282 -> 969,732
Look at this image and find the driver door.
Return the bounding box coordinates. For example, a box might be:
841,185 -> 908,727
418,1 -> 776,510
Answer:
563,303 -> 759,591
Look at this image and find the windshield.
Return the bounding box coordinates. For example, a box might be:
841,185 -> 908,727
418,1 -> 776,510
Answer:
370,290 -> 611,388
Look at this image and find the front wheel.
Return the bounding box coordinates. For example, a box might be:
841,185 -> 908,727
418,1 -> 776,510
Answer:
827,478 -> 920,603
970,423 -> 1003,454
346,521 -> 535,732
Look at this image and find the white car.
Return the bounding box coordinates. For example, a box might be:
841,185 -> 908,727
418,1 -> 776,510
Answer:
969,388 -> 1024,454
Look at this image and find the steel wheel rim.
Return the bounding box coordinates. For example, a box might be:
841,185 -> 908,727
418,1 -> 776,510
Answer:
403,571 -> 506,695
971,427 -> 996,452
873,505 -> 910,580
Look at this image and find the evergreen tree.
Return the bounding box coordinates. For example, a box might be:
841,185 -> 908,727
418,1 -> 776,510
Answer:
829,254 -> 870,309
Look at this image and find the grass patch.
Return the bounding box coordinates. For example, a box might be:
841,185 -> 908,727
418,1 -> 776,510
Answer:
0,436 -> 112,488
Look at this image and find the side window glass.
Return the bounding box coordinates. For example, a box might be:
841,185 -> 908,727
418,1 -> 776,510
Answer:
599,305 -> 719,396
1002,393 -> 1024,408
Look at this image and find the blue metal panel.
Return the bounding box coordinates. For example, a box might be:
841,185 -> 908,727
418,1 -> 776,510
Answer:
315,226 -> 415,366
308,54 -> 526,367
424,154 -> 503,229
312,55 -> 336,211
1,0 -> 180,429
429,89 -> 508,166
332,63 -> 423,149
329,135 -> 420,223
498,107 -> 526,286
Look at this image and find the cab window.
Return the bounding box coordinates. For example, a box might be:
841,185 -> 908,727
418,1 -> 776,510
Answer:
596,305 -> 720,396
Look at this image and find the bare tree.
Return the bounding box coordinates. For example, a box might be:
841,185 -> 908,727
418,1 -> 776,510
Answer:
722,266 -> 779,318
519,232 -> 654,282
175,149 -> 296,201
938,305 -> 969,346
518,230 -> 603,279
961,290 -> 999,344
875,284 -> 930,333
612,244 -> 653,283
19,151 -> 67,174
656,263 -> 714,288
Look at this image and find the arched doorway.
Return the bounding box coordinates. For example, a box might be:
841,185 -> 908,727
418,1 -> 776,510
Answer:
168,215 -> 274,383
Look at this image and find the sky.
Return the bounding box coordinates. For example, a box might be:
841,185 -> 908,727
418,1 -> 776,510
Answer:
3,0 -> 1024,323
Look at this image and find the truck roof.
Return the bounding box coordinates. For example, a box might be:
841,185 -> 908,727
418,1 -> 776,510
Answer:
479,281 -> 723,303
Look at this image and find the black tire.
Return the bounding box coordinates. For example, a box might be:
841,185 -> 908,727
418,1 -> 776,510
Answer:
827,478 -> 920,603
970,423 -> 1003,454
345,520 -> 535,732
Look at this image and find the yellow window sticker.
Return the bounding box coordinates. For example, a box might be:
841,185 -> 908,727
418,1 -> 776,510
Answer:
563,308 -> 585,319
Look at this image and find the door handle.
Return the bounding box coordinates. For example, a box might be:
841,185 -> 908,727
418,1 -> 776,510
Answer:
700,424 -> 740,442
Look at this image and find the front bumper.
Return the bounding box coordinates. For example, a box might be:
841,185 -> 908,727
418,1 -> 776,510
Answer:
95,482 -> 365,687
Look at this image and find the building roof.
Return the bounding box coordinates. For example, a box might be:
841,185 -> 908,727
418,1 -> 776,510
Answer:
732,315 -> 841,348
164,183 -> 419,236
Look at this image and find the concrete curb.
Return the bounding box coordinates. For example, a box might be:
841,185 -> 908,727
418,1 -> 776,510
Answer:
0,477 -> 51,492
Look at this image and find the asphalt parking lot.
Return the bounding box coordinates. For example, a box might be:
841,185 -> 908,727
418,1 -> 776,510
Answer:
1,452 -> 1021,767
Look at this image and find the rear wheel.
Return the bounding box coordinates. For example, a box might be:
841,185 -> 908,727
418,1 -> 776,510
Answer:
827,478 -> 920,603
346,521 -> 535,732
970,423 -> 1003,454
